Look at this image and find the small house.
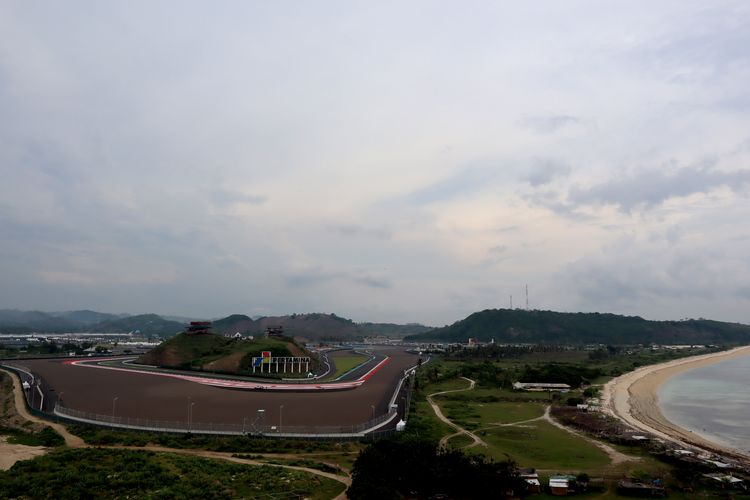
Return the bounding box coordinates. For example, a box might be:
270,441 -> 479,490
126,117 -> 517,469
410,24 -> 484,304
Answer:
549,476 -> 576,496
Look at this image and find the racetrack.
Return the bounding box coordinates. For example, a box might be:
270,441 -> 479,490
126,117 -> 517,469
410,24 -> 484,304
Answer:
4,347 -> 418,430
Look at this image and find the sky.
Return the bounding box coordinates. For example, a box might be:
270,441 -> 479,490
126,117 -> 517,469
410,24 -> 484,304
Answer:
1,1 -> 750,326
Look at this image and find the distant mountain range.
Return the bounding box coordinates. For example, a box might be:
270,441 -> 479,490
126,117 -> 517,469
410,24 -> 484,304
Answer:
0,310 -> 185,337
403,308 -> 750,345
209,313 -> 432,340
0,309 -> 432,340
4,307 -> 750,344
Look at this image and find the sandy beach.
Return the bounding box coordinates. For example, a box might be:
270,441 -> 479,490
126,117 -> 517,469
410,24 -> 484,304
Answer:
602,345 -> 750,463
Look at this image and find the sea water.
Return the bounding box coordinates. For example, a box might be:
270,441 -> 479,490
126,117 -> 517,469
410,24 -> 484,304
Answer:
659,353 -> 750,455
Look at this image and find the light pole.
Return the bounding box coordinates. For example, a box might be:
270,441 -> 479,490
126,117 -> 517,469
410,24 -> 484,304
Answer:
187,396 -> 191,428
58,392 -> 64,408
189,402 -> 196,431
279,405 -> 284,433
242,416 -> 247,434
257,409 -> 265,434
371,405 -> 375,420
112,396 -> 118,420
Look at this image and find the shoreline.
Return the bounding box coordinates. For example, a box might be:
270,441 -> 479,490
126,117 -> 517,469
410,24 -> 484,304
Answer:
602,345 -> 750,464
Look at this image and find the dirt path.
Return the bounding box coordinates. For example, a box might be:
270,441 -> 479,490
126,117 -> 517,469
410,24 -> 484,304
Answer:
428,377 -> 487,449
0,436 -> 48,471
542,406 -> 637,465
1,367 -> 85,448
0,367 -> 351,499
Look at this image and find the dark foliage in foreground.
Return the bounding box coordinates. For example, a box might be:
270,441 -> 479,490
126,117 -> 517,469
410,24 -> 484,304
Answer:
0,448 -> 342,499
347,437 -> 527,500
69,424 -> 350,453
1,425 -> 64,447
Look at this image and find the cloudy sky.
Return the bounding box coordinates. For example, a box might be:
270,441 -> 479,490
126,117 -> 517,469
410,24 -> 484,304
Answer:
2,1 -> 750,325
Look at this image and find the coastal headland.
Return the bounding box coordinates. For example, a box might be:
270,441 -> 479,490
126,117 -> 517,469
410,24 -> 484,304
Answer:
603,345 -> 750,464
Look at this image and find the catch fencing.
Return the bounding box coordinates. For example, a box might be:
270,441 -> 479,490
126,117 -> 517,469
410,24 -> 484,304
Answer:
54,403 -> 397,439
5,354 -> 420,440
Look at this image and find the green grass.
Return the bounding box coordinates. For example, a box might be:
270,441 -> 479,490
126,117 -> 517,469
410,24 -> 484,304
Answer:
0,448 -> 346,500
68,425 -> 354,453
437,400 -> 545,430
403,399 -> 454,442
478,420 -> 610,470
437,386 -> 553,402
329,354 -> 369,379
238,455 -> 347,476
445,433 -> 474,448
0,426 -> 64,447
137,333 -> 304,375
426,377 -> 472,393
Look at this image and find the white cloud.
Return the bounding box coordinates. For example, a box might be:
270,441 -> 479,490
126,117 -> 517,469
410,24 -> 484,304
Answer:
1,1 -> 750,324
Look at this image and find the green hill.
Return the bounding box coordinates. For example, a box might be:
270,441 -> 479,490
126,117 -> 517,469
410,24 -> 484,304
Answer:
358,322 -> 433,338
404,309 -> 750,345
137,331 -> 315,375
209,313 -> 361,340
210,314 -> 256,335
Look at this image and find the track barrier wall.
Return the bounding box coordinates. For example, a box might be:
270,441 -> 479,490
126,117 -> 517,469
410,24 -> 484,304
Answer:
2,353 -> 422,440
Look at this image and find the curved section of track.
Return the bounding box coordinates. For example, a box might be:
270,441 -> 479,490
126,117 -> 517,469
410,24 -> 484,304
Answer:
64,355 -> 390,391
4,347 -> 418,430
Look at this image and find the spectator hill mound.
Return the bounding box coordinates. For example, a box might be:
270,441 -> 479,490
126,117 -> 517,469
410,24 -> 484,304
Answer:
136,331 -> 315,375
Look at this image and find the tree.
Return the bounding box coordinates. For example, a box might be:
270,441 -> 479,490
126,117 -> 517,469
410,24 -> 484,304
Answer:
347,437 -> 527,499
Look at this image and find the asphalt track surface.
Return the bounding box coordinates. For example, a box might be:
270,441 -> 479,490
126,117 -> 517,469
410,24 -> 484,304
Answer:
6,347 -> 418,429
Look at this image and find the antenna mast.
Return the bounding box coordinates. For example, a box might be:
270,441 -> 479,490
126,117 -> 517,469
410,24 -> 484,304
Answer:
510,295 -> 513,309
526,284 -> 529,310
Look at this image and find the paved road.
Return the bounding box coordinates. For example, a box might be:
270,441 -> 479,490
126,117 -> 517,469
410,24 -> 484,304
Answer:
5,346 -> 418,429
1,366 -> 351,498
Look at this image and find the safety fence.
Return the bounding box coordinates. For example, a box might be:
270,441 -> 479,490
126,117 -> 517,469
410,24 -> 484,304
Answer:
54,403 -> 397,439
3,354 -> 422,440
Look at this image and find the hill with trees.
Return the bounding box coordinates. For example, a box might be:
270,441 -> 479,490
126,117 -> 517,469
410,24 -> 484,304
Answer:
0,310 -> 182,336
210,313 -> 433,340
404,308 -> 750,345
137,331 -> 314,375
0,309 -> 430,340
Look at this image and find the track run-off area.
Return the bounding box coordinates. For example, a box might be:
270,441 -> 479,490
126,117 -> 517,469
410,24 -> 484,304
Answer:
62,353 -> 390,391
3,347 -> 419,433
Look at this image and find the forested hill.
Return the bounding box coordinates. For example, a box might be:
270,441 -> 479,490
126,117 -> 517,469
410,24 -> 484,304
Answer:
403,309 -> 750,345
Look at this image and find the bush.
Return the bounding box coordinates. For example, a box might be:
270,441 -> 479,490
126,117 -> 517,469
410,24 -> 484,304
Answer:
347,436 -> 527,499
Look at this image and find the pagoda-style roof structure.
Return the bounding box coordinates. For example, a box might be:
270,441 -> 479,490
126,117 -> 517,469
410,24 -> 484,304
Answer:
187,321 -> 212,335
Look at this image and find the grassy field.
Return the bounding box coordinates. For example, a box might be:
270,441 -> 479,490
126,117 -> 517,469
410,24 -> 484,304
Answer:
425,377 -> 472,393
329,354 -> 369,379
0,448 -> 346,499
436,399 -> 546,430
479,420 -> 610,469
445,433 -> 474,448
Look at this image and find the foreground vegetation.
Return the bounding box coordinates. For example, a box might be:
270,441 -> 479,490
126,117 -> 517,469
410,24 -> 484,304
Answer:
347,436 -> 526,499
0,370 -> 65,447
68,424 -> 358,453
0,448 -> 345,499
403,351 -> 750,498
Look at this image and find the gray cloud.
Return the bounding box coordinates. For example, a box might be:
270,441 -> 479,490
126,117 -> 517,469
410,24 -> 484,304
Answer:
402,166 -> 500,205
525,160 -> 571,187
329,224 -> 391,239
285,268 -> 392,290
209,189 -> 266,207
568,165 -> 750,212
520,115 -> 580,134
352,274 -> 392,289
